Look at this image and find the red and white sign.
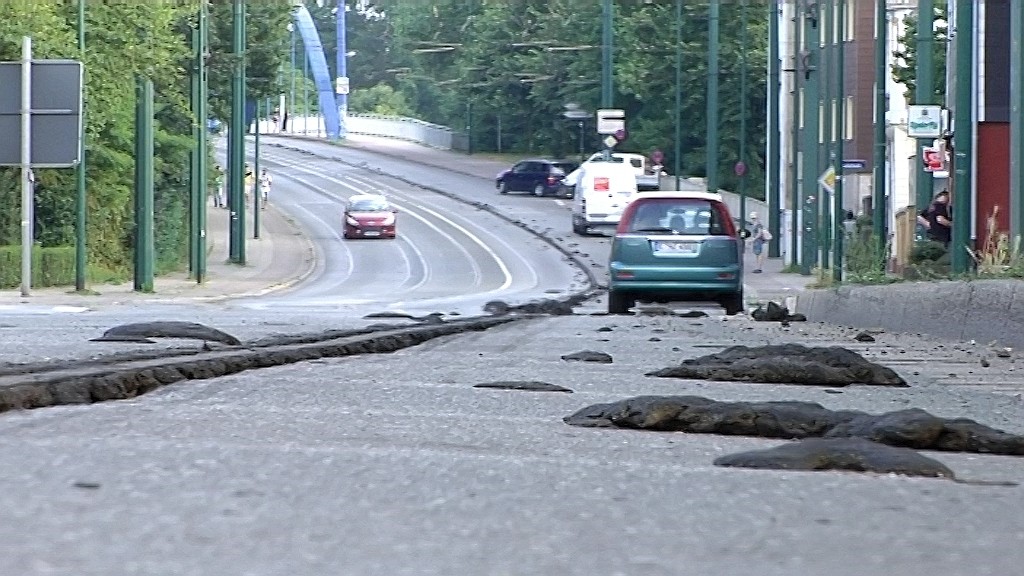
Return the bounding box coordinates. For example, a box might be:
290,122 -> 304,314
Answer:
922,146 -> 945,172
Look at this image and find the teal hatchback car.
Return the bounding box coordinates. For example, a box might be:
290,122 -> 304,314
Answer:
607,192 -> 744,315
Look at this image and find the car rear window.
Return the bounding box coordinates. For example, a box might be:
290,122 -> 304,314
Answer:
624,198 -> 734,236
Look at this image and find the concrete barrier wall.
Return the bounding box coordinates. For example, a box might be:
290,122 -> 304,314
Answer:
795,279 -> 1024,347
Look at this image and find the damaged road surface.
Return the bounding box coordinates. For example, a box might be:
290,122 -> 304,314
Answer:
2,310 -> 1022,576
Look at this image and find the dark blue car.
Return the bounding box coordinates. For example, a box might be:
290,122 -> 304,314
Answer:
496,159 -> 579,197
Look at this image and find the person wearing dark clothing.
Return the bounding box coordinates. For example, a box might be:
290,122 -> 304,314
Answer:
917,190 -> 952,247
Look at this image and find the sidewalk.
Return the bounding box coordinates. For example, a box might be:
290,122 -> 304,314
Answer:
0,199 -> 315,309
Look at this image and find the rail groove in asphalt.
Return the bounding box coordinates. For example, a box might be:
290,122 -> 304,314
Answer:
0,315 -> 521,414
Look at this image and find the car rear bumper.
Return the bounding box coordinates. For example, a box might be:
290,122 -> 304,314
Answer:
608,262 -> 742,293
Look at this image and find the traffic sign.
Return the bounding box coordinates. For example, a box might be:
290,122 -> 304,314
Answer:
596,108 -> 625,134
922,146 -> 946,172
0,59 -> 83,167
651,149 -> 664,164
602,135 -> 618,148
818,165 -> 836,194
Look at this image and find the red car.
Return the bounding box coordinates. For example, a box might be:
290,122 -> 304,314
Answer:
343,194 -> 397,239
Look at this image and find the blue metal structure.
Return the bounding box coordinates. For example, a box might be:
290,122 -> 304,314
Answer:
293,5 -> 340,140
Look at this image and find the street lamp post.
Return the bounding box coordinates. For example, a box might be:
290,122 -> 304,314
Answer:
706,0 -> 720,194
288,21 -> 295,133
228,0 -> 246,264
738,0 -> 748,229
601,0 -> 613,108
75,0 -> 87,292
871,0 -> 888,249
335,0 -> 347,139
800,0 -> 821,276
674,0 -> 682,190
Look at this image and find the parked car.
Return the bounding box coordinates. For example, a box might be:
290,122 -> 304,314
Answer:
585,152 -> 661,191
606,191 -> 744,315
496,159 -> 579,197
343,194 -> 397,239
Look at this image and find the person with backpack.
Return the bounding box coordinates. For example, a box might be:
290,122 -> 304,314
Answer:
749,211 -> 771,273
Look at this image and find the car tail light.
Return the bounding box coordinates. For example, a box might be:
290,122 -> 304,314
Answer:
717,272 -> 736,279
547,175 -> 558,185
614,270 -> 635,280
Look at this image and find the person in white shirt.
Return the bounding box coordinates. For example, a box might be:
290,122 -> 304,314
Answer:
259,168 -> 273,208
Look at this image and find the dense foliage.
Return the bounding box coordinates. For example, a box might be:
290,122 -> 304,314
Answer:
0,1 -> 292,280
891,2 -> 948,104
328,0 -> 769,197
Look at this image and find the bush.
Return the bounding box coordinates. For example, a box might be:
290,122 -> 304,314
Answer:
910,240 -> 947,264
0,245 -> 76,289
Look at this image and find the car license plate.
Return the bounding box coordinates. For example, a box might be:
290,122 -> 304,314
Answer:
363,230 -> 381,237
652,241 -> 699,255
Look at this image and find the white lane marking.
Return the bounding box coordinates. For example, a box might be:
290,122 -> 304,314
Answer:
342,175 -> 515,292
273,161 -> 488,292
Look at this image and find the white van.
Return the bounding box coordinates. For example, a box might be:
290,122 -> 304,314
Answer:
585,152 -> 661,191
571,161 -> 639,235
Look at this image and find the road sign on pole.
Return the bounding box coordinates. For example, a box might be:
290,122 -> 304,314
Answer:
0,58 -> 83,167
818,165 -> 836,194
596,108 -> 625,134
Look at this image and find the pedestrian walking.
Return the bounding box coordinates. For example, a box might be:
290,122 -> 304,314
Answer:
749,212 -> 770,273
214,165 -> 226,208
244,165 -> 254,205
259,168 -> 273,208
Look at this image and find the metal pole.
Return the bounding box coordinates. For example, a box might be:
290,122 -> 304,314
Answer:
134,76 -> 154,292
466,100 -> 473,155
290,23 -> 296,133
674,0 -> 682,190
738,0 -> 748,227
790,0 -> 803,268
336,0 -> 347,139
833,0 -> 846,284
601,0 -> 613,108
871,0 -> 888,248
950,0 -> 974,274
75,1 -> 87,292
254,99 -> 261,239
915,0 -> 936,228
767,0 -> 781,257
706,0 -> 720,194
800,0 -> 820,276
20,36 -> 32,297
821,0 -> 834,272
228,0 -> 246,264
197,2 -> 208,283
1011,0 -> 1024,241
303,48 -> 309,134
578,120 -> 584,162
189,22 -> 200,277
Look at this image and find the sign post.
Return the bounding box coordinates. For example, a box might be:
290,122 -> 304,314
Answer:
0,39 -> 84,297
596,109 -> 624,160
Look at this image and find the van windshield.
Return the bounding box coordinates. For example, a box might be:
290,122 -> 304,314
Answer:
627,199 -> 732,236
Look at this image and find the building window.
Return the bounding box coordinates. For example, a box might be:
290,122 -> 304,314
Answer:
845,95 -> 854,140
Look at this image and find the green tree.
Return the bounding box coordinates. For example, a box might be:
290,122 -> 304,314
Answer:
891,3 -> 948,104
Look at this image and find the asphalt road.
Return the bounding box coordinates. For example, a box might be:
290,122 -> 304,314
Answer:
0,137 -> 1021,576
224,139 -> 588,317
